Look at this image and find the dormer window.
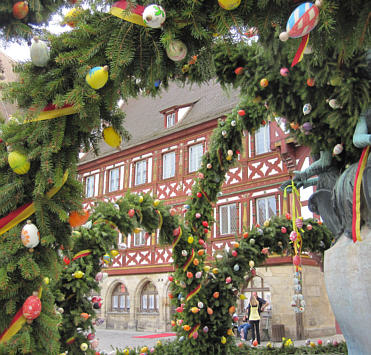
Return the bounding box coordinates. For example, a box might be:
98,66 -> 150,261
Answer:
161,103 -> 193,128
166,112 -> 176,128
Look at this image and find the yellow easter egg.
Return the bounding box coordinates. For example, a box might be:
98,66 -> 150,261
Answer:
86,65 -> 109,89
103,126 -> 122,148
188,236 -> 194,244
218,0 -> 241,10
8,151 -> 30,175
110,249 -> 119,257
221,336 -> 227,344
153,199 -> 160,207
73,271 -> 84,278
204,265 -> 211,272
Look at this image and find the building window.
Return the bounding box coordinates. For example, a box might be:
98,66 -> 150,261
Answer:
111,283 -> 130,312
189,143 -> 203,173
85,175 -> 95,198
166,112 -> 176,128
256,196 -> 276,225
255,124 -> 270,155
108,168 -> 120,192
135,160 -> 147,185
219,203 -> 238,235
141,282 -> 159,313
134,230 -> 146,246
163,151 -> 176,179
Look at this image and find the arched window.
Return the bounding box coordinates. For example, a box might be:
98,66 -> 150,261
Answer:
140,281 -> 159,313
111,283 -> 130,312
239,275 -> 271,314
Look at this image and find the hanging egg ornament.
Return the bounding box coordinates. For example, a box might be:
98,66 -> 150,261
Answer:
142,4 -> 166,28
307,78 -> 315,87
110,249 -> 120,257
231,120 -> 236,127
69,209 -> 90,228
307,224 -> 313,231
290,231 -> 298,241
166,40 -> 187,62
328,99 -> 341,109
303,103 -> 312,115
222,130 -> 227,137
218,0 -> 241,10
302,122 -> 312,134
181,249 -> 188,256
103,253 -> 112,264
221,336 -> 227,344
260,78 -> 269,87
279,2 -> 320,41
86,66 -> 109,90
281,226 -> 287,234
13,1 -> 29,20
73,271 -> 84,278
333,144 -> 343,155
8,151 -> 30,175
64,7 -> 82,28
195,271 -> 202,278
197,301 -> 204,309
249,260 -> 255,268
21,220 -> 40,250
103,126 -> 122,148
22,292 -> 41,322
80,343 -> 88,351
203,326 -> 209,333
233,264 -> 240,271
30,37 -> 50,67
280,67 -> 289,77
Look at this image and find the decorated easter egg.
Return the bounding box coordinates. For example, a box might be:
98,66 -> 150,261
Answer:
166,40 -> 187,62
86,66 -> 109,89
13,1 -> 29,20
22,293 -> 42,321
8,151 -> 30,175
103,126 -> 122,148
30,37 -> 50,67
218,0 -> 241,10
21,220 -> 40,249
142,4 -> 166,28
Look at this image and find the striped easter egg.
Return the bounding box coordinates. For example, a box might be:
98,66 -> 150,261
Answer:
286,2 -> 319,38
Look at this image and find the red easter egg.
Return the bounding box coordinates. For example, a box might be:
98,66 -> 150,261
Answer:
293,255 -> 301,266
307,78 -> 315,87
234,67 -> 244,75
253,340 -> 258,346
63,256 -> 70,265
13,1 -> 29,20
128,209 -> 135,217
281,227 -> 287,233
197,192 -> 202,198
202,221 -> 209,227
317,339 -> 323,345
23,295 -> 42,320
69,209 -> 90,228
238,110 -> 246,116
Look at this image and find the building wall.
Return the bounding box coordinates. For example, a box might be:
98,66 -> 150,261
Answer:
96,262 -> 336,339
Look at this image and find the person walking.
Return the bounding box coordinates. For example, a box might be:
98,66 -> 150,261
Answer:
247,292 -> 269,345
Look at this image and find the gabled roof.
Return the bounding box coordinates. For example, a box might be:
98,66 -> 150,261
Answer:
79,80 -> 240,164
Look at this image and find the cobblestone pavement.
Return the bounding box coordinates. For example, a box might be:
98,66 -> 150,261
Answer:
96,328 -> 345,354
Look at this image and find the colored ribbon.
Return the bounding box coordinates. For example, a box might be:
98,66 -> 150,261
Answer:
155,210 -> 163,230
26,104 -> 77,123
217,149 -> 224,170
72,249 -> 92,261
188,324 -> 200,339
182,249 -> 195,271
110,0 -> 146,26
352,146 -> 370,242
185,284 -> 202,302
0,288 -> 42,344
171,226 -> 182,248
0,171 -> 69,236
199,184 -> 212,205
291,33 -> 309,67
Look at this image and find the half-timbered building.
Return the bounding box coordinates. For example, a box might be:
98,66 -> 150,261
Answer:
78,81 -> 336,340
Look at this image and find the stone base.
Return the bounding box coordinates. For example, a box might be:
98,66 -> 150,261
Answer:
324,225 -> 371,355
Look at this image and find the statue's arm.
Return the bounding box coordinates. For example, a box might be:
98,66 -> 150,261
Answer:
294,150 -> 332,181
353,108 -> 371,148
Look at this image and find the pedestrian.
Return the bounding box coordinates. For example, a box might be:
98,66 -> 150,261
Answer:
237,308 -> 252,341
247,292 -> 269,345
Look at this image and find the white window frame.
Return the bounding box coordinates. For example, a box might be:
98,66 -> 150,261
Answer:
166,112 -> 176,128
133,230 -> 146,246
189,143 -> 203,173
255,123 -> 270,155
108,167 -> 120,192
163,151 -> 176,179
219,203 -> 238,235
85,175 -> 95,198
256,195 -> 277,225
135,160 -> 147,185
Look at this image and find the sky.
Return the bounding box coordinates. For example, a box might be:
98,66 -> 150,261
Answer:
1,9 -> 72,62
